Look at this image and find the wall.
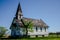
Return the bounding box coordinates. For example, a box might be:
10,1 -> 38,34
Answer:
28,27 -> 49,36
11,26 -> 49,36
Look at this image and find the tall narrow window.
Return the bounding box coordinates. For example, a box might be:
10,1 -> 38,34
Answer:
36,27 -> 38,32
18,15 -> 20,20
45,27 -> 46,32
40,27 -> 42,32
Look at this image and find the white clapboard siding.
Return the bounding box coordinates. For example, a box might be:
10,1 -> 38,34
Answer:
28,27 -> 49,35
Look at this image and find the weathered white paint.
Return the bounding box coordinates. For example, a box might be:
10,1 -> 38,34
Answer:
18,11 -> 23,20
28,27 -> 49,36
38,27 -> 41,32
20,28 -> 24,35
11,30 -> 15,36
30,35 -> 36,38
11,26 -> 48,36
16,30 -> 20,35
11,27 -> 23,36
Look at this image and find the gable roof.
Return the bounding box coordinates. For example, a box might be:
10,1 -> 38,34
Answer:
10,17 -> 48,29
22,17 -> 48,27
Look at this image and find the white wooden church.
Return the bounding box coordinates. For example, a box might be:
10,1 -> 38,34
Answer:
10,3 -> 49,37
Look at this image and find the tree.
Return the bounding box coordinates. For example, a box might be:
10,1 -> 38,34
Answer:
0,26 -> 8,37
21,19 -> 33,36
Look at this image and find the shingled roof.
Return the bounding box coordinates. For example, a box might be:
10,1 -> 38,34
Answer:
11,17 -> 48,28
22,17 -> 48,27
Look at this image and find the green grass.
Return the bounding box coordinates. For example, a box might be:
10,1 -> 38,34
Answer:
20,37 -> 60,40
0,35 -> 60,40
1,37 -> 60,40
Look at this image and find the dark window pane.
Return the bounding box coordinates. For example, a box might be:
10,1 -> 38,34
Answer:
40,27 -> 42,32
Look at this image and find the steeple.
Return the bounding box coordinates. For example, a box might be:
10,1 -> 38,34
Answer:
15,3 -> 23,19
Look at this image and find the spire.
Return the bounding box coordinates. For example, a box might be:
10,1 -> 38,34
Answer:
15,2 -> 23,19
17,3 -> 22,13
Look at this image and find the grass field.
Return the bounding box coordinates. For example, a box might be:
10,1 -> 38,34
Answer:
0,34 -> 60,40
1,37 -> 60,40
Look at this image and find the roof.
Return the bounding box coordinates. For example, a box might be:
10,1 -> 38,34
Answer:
22,17 -> 48,27
10,17 -> 48,28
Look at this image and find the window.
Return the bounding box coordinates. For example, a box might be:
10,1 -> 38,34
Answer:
40,27 -> 42,32
36,27 -> 38,32
18,15 -> 21,20
44,27 -> 46,32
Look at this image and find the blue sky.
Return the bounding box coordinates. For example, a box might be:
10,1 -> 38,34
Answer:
0,0 -> 60,32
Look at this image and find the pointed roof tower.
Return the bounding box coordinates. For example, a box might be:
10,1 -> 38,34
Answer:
15,3 -> 23,19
